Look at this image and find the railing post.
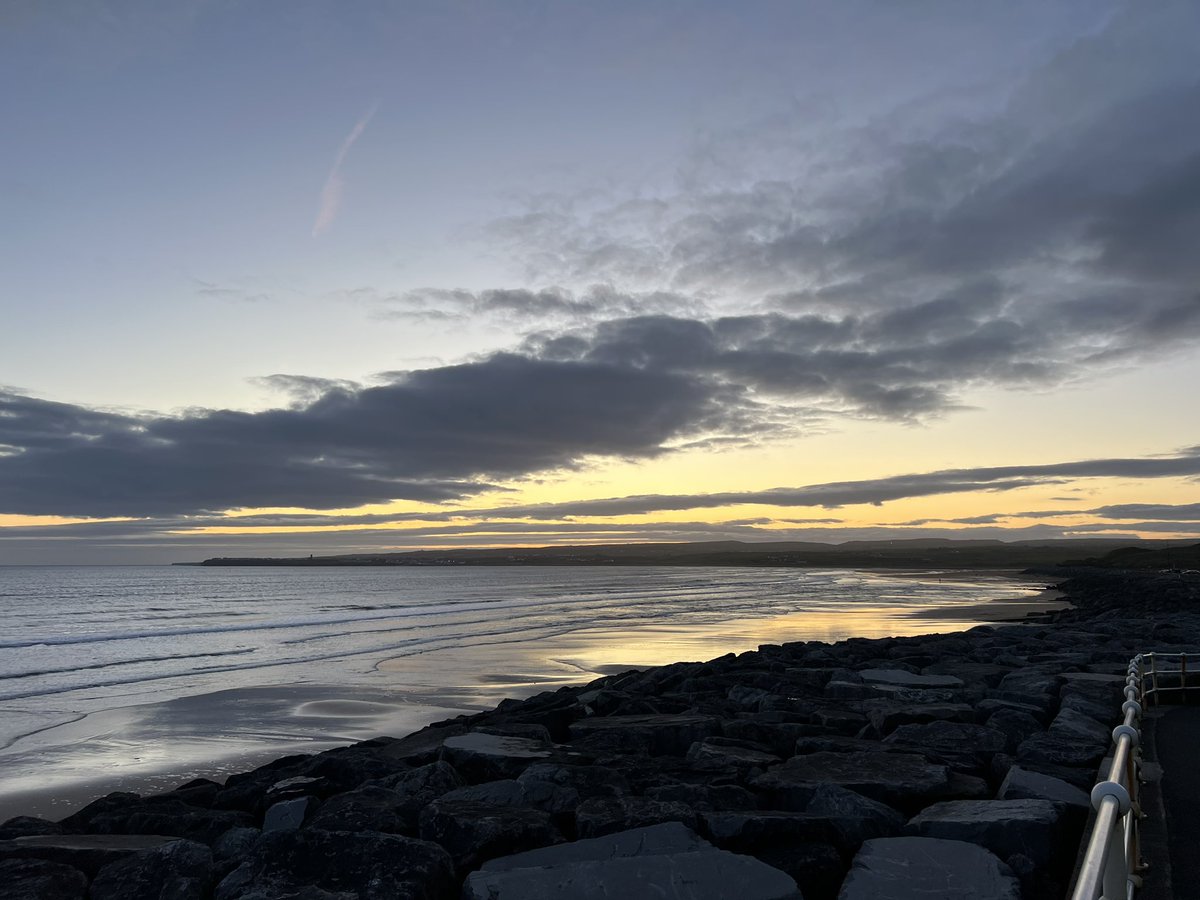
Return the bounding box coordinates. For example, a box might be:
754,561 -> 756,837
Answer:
1182,653 -> 1188,703
1150,654 -> 1159,706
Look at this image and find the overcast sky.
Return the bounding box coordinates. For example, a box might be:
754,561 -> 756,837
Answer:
3,0 -> 1200,563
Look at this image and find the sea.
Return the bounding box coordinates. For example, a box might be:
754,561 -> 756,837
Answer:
0,564 -> 1050,820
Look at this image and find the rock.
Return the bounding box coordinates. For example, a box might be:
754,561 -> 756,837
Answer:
436,778 -> 579,816
380,722 -> 470,765
418,799 -> 562,870
89,838 -> 215,900
0,816 -> 63,840
1017,731 -> 1108,768
701,810 -> 834,848
463,823 -> 801,900
996,766 -> 1090,809
214,829 -> 454,900
263,796 -> 315,832
883,721 -> 1008,772
906,799 -> 1068,867
516,763 -> 630,800
1048,707 -> 1112,746
63,795 -> 254,844
645,782 -> 758,811
303,786 -> 411,834
569,714 -> 721,756
0,858 -> 88,899
985,708 -> 1043,751
839,836 -> 1020,900
802,784 -> 904,852
686,737 -> 781,769
440,732 -> 561,781
212,827 -> 260,866
171,778 -> 222,808
751,842 -> 844,900
863,702 -> 975,735
0,834 -> 181,877
859,669 -> 964,689
752,751 -> 952,812
575,796 -> 700,839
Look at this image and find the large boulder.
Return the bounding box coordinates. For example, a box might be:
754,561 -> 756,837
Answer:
0,858 -> 88,900
214,829 -> 454,900
462,822 -> 801,900
859,669 -> 964,689
0,834 -> 181,877
802,784 -> 904,852
839,836 -> 1020,900
906,799 -> 1069,868
575,796 -> 700,839
440,732 -> 564,782
61,795 -> 253,844
996,766 -> 1090,810
303,786 -> 411,835
0,817 -> 63,841
753,751 -> 952,812
569,714 -> 722,756
418,799 -> 562,871
89,839 -> 215,900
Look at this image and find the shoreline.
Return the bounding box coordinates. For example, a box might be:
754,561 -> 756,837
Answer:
5,568 -> 1175,898
0,572 -> 1060,824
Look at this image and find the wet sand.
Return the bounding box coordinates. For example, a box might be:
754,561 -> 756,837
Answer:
0,574 -> 1055,822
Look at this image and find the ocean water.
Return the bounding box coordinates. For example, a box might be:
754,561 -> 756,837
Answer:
0,564 -> 1048,818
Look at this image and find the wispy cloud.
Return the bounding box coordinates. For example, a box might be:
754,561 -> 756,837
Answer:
311,102 -> 378,238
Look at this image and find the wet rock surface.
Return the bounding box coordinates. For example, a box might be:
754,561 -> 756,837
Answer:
4,568 -> 1198,899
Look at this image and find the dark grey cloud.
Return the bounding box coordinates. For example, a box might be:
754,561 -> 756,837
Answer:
0,353 -> 732,517
483,4 -> 1200,402
377,285 -> 703,326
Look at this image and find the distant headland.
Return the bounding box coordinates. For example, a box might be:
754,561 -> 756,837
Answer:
177,538 -> 1200,570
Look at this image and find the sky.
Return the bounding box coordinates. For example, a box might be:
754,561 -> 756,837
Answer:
3,0 -> 1200,564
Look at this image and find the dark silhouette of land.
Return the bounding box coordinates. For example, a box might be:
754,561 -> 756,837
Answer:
180,538 -> 1200,570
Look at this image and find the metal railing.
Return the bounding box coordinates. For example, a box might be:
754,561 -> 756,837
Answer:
1069,654 -> 1146,900
1071,652 -> 1200,900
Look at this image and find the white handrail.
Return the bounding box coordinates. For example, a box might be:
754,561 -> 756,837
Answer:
1069,654 -> 1145,900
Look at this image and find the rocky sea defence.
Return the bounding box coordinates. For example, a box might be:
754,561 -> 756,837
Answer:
2,569 -> 1197,900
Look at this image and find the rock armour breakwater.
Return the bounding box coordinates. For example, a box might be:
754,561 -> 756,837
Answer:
1,569 -> 1197,900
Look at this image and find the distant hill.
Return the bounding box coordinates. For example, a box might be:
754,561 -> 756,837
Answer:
182,538 -> 1198,570
1062,542 -> 1200,570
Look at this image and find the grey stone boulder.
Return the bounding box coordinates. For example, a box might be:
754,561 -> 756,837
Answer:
0,858 -> 88,900
441,731 -> 564,782
63,795 -> 254,844
418,799 -> 562,870
568,714 -> 721,756
1048,707 -> 1112,746
214,829 -> 454,900
863,701 -> 976,735
0,834 -> 181,877
701,810 -> 834,849
89,838 -> 215,900
906,799 -> 1068,867
436,777 -> 580,816
752,751 -> 952,812
686,737 -> 781,769
985,708 -> 1043,751
0,816 -> 63,840
575,796 -> 700,839
516,762 -> 630,800
263,796 -> 315,832
212,827 -> 260,871
803,784 -> 905,852
859,669 -> 964,689
839,836 -> 1019,900
996,766 -> 1090,810
1018,731 -> 1108,768
463,822 -> 801,900
303,786 -> 411,835
480,821 -> 707,870
645,782 -> 758,811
